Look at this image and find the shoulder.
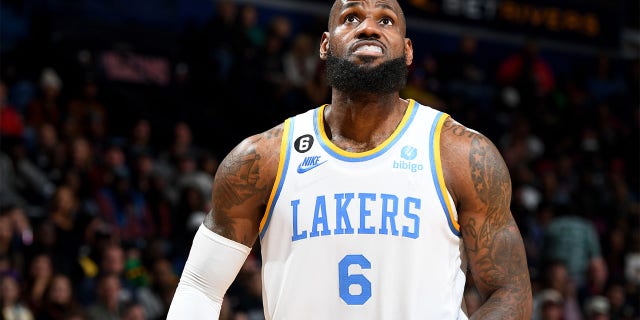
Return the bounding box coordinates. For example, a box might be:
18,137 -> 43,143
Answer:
215,121 -> 287,203
438,116 -> 511,210
217,122 -> 287,197
207,122 -> 287,243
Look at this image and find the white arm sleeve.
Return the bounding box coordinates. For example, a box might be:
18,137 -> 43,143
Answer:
167,224 -> 251,319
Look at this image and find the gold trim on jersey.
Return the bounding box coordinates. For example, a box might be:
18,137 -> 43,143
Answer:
260,118 -> 292,234
433,114 -> 461,233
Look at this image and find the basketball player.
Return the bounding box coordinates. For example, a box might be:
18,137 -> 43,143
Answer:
168,0 -> 533,318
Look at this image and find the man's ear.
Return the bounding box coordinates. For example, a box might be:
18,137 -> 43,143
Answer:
405,38 -> 414,66
319,32 -> 330,60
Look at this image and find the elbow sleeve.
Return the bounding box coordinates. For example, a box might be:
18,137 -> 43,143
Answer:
167,224 -> 251,319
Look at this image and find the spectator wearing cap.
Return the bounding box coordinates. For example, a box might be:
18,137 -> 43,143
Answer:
584,295 -> 610,320
535,261 -> 583,320
25,68 -> 64,132
537,289 -> 564,320
1,273 -> 34,320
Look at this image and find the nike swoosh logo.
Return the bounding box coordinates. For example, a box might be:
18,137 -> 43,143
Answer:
297,160 -> 328,173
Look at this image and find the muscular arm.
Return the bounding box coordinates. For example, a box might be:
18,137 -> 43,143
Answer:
167,124 -> 283,319
204,124 -> 284,246
440,117 -> 532,319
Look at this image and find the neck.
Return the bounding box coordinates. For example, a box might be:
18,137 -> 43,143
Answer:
324,90 -> 408,152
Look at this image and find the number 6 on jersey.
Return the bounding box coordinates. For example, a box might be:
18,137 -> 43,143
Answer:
338,254 -> 372,305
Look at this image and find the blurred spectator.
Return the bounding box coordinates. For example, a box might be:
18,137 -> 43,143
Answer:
85,273 -> 124,320
604,280 -> 636,319
79,242 -> 142,308
1,273 -> 34,320
257,15 -> 293,123
174,152 -> 212,202
0,80 -> 25,140
159,121 -> 198,170
230,256 -> 263,320
304,60 -> 331,108
24,253 -> 53,312
283,33 -> 318,89
2,138 -> 56,209
37,273 -> 83,320
95,168 -> 155,247
66,80 -> 107,141
66,137 -> 103,201
238,5 -> 265,49
533,288 -> 564,320
148,259 -> 177,317
173,185 -> 208,255
203,0 -> 239,83
121,248 -> 169,320
28,123 -> 64,184
131,152 -> 173,240
500,114 -> 545,168
26,68 -> 64,132
0,205 -> 26,277
444,35 -> 493,114
584,295 -> 610,320
537,261 -> 583,320
497,39 -> 555,110
119,301 -> 145,320
39,186 -> 87,279
542,202 -> 608,291
127,119 -> 154,159
282,33 -> 319,114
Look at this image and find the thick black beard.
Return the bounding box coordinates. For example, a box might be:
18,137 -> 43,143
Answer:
325,54 -> 408,94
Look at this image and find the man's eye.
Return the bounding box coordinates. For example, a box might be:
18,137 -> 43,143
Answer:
380,17 -> 393,26
345,15 -> 359,23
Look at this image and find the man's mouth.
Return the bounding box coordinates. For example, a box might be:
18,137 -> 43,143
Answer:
353,45 -> 383,55
352,42 -> 384,56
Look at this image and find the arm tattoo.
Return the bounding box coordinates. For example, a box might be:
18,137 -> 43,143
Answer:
209,126 -> 283,244
442,118 -> 484,140
216,146 -> 263,209
448,121 -> 531,318
210,136 -> 269,242
466,136 -> 524,284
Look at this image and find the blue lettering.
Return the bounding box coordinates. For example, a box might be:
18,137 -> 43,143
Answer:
310,196 -> 331,237
291,193 -> 423,243
402,197 -> 421,239
291,199 -> 307,241
334,193 -> 355,234
393,160 -> 424,172
358,193 -> 376,234
379,194 -> 399,236
303,156 -> 320,166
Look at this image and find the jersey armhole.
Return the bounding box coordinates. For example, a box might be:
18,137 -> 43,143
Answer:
430,113 -> 462,236
259,118 -> 293,238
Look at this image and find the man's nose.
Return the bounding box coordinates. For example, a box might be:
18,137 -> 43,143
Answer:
356,17 -> 381,39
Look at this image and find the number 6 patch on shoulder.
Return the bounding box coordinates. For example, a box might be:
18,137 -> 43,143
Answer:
294,134 -> 314,153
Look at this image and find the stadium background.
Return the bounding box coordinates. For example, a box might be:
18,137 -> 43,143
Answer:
0,0 -> 638,319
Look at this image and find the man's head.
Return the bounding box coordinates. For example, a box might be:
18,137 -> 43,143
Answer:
320,0 -> 413,94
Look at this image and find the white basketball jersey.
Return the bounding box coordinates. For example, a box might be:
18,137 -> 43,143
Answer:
259,100 -> 468,320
